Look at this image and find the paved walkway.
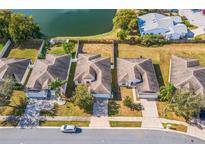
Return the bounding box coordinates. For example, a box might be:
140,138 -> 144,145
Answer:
140,99 -> 163,129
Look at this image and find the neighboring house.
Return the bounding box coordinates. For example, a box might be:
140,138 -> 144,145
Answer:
117,58 -> 159,99
74,54 -> 112,98
0,58 -> 31,85
138,13 -> 188,40
26,54 -> 71,100
170,55 -> 205,97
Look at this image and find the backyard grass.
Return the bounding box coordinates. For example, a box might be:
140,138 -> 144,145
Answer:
39,120 -> 90,127
110,121 -> 142,127
109,87 -> 142,117
157,101 -> 185,122
118,43 -> 205,86
0,90 -> 26,116
8,48 -> 38,63
162,123 -> 188,132
80,43 -> 113,62
195,33 -> 205,40
55,102 -> 91,117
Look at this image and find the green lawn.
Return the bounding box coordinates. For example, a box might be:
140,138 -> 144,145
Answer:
39,121 -> 90,127
0,43 -> 4,52
0,120 -> 18,127
0,90 -> 26,116
55,102 -> 91,117
162,123 -> 187,132
195,33 -> 205,40
118,43 -> 205,86
110,121 -> 142,127
8,48 -> 38,63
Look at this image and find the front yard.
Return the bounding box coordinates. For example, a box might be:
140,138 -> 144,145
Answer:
157,101 -> 186,122
0,90 -> 26,116
109,87 -> 142,117
162,123 -> 188,132
118,43 -> 205,86
110,121 -> 142,127
55,102 -> 91,117
39,120 -> 90,127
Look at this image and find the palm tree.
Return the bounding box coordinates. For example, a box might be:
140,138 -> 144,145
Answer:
48,79 -> 66,97
159,83 -> 175,102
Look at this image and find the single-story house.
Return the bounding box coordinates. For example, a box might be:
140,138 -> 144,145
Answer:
170,55 -> 205,97
74,54 -> 112,99
26,54 -> 71,100
0,58 -> 31,85
138,13 -> 188,40
117,58 -> 159,99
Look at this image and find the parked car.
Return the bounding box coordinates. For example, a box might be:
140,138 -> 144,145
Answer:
60,125 -> 77,133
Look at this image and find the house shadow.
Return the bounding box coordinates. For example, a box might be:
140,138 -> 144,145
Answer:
153,64 -> 165,87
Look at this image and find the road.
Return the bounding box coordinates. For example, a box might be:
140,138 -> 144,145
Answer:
0,128 -> 205,144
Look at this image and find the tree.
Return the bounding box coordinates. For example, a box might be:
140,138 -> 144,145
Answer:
63,42 -> 75,54
169,90 -> 205,121
0,77 -> 14,107
117,30 -> 128,40
128,18 -> 137,33
123,96 -> 132,107
72,84 -> 93,113
48,79 -> 66,97
0,11 -> 41,43
159,83 -> 175,102
141,34 -> 167,47
113,10 -> 136,31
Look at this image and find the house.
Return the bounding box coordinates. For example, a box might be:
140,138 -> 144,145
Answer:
170,55 -> 205,97
138,13 -> 188,40
26,54 -> 71,100
74,54 -> 112,98
0,58 -> 31,84
117,58 -> 159,99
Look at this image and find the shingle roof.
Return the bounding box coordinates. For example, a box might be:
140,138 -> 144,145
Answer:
170,55 -> 205,96
74,54 -> 111,95
0,58 -> 31,83
26,54 -> 70,90
117,58 -> 159,93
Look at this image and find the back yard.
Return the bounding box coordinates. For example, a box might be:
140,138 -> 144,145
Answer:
118,43 -> 205,86
79,43 -> 114,63
0,43 -> 4,52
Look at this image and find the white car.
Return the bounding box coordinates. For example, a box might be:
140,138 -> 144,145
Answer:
60,125 -> 77,133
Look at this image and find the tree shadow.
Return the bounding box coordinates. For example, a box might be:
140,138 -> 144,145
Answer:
40,104 -> 59,117
153,64 -> 165,87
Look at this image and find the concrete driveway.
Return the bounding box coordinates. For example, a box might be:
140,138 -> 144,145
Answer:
179,9 -> 205,36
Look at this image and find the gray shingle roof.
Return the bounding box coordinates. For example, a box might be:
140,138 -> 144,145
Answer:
0,58 -> 31,83
170,55 -> 205,96
74,54 -> 111,95
26,54 -> 70,90
117,58 -> 159,93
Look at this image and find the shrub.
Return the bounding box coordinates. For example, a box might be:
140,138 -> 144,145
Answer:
141,34 -> 167,47
130,103 -> 143,111
123,96 -> 132,107
13,83 -> 24,90
117,30 -> 128,40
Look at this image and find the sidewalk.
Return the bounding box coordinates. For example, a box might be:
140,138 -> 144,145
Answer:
89,116 -> 110,128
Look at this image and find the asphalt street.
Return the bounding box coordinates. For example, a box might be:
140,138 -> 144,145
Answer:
0,128 -> 205,144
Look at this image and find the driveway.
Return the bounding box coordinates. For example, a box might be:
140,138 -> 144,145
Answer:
140,99 -> 163,129
93,98 -> 108,117
179,9 -> 205,36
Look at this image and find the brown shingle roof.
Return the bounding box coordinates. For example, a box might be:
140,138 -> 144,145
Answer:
26,54 -> 70,90
117,58 -> 159,93
0,58 -> 31,83
74,54 -> 111,95
170,55 -> 205,96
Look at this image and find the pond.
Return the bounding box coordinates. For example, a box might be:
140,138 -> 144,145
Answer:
13,9 -> 116,37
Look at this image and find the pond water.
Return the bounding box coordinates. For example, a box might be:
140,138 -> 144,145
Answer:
13,9 -> 116,37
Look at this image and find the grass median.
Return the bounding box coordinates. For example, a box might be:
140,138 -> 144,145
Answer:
110,121 -> 142,127
39,121 -> 90,127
